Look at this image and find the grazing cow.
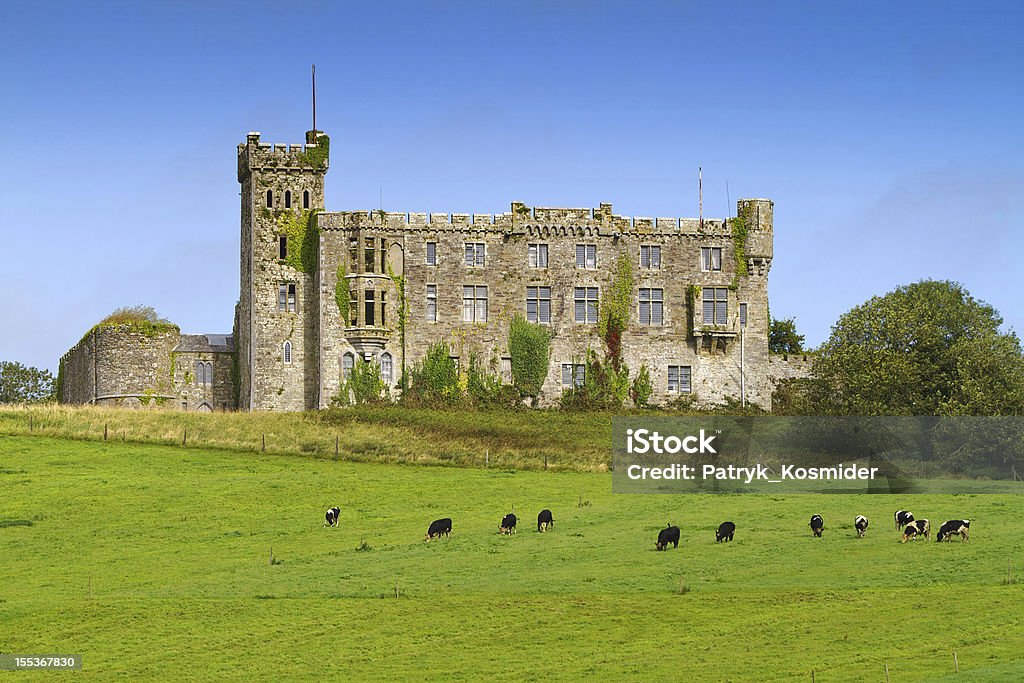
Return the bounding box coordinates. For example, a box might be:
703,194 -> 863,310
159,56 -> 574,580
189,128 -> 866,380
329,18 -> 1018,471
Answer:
500,513 -> 517,535
656,524 -> 680,551
537,509 -> 554,533
907,519 -> 930,541
936,519 -> 970,543
809,515 -> 824,537
894,510 -> 915,530
425,517 -> 453,542
716,521 -> 736,543
324,506 -> 340,528
855,515 -> 869,538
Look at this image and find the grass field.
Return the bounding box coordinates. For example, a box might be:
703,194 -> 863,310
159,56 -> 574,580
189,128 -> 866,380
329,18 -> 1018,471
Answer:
3,431 -> 1024,681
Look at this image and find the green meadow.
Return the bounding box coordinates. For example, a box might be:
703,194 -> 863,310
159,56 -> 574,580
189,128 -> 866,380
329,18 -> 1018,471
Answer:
2,431 -> 1023,681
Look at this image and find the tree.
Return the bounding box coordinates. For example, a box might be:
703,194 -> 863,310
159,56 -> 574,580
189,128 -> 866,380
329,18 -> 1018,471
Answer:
809,280 -> 1024,416
0,361 -> 56,404
769,317 -> 805,354
99,305 -> 170,325
508,315 -> 550,403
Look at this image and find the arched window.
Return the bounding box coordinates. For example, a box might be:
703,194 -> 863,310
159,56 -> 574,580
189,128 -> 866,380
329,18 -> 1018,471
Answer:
380,352 -> 393,385
284,190 -> 292,209
266,189 -> 273,208
194,361 -> 203,385
342,352 -> 354,380
205,362 -> 213,386
303,190 -> 310,209
283,341 -> 292,364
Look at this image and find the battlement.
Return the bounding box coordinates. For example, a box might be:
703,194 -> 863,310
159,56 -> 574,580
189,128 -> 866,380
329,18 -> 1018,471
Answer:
238,131 -> 329,181
317,201 -> 761,236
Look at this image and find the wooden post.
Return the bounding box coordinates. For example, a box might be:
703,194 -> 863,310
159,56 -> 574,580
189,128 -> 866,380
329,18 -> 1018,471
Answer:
88,577 -> 92,599
335,435 -> 339,458
262,434 -> 266,453
29,415 -> 33,431
810,670 -> 815,683
485,449 -> 489,467
953,651 -> 959,673
678,576 -> 685,594
269,547 -> 274,565
1009,558 -> 1013,585
104,424 -> 108,441
183,429 -> 187,447
885,662 -> 890,682
394,580 -> 399,599
544,454 -> 548,470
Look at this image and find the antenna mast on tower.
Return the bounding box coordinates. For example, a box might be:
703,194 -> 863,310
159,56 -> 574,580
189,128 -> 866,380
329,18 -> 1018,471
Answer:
698,166 -> 703,227
311,64 -> 317,142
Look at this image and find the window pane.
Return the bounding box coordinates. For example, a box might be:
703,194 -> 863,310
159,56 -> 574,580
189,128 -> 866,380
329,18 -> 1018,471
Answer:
586,245 -> 596,268
539,298 -> 550,323
576,245 -> 585,267
640,301 -> 650,324
426,242 -> 436,265
575,300 -> 585,322
465,244 -> 474,266
527,299 -> 537,322
680,366 -> 692,393
640,288 -> 650,302
703,300 -> 715,323
653,301 -> 663,325
641,246 -> 650,267
562,364 -> 571,386
539,245 -> 548,267
652,246 -> 661,268
716,302 -> 727,325
476,298 -> 487,322
587,301 -> 598,323
476,245 -> 485,267
712,248 -> 721,270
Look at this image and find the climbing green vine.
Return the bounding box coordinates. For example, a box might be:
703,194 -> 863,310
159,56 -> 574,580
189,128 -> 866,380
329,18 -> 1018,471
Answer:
276,209 -> 318,274
335,262 -> 350,322
388,264 -> 409,377
730,207 -> 749,289
598,254 -> 634,370
296,132 -> 330,169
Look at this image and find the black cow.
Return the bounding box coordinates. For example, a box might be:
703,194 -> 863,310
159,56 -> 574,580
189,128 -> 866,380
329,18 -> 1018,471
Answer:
500,513 -> 517,535
894,510 -> 915,530
716,521 -> 736,543
537,509 -> 554,533
936,519 -> 970,543
324,506 -> 340,528
425,517 -> 453,542
855,515 -> 869,538
656,524 -> 680,551
900,519 -> 930,543
809,515 -> 824,537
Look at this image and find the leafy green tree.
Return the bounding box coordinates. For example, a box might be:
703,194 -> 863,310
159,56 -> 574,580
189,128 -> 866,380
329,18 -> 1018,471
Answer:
630,364 -> 653,408
508,314 -> 550,404
0,361 -> 56,404
768,317 -> 805,354
809,280 -> 1024,416
403,342 -> 462,407
342,358 -> 387,405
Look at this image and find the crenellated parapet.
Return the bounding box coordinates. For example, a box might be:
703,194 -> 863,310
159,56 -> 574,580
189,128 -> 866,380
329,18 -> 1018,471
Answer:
237,131 -> 329,182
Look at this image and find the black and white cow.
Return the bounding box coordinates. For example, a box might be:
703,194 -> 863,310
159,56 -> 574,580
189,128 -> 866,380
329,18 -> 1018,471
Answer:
855,515 -> 869,538
900,519 -> 929,543
425,517 -> 453,542
809,515 -> 824,537
936,519 -> 970,543
656,524 -> 680,551
716,521 -> 736,543
324,506 -> 340,528
894,510 -> 915,530
537,509 -> 554,532
500,513 -> 517,535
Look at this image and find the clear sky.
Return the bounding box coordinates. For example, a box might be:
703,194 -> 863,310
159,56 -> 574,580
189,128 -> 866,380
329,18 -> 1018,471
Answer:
2,1 -> 1022,373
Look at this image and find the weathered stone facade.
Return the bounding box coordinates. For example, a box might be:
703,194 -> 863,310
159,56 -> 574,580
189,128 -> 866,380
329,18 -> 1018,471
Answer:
61,126 -> 807,411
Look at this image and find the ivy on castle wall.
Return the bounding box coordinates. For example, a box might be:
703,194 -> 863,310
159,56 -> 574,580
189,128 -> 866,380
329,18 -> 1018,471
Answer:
598,254 -> 635,371
296,133 -> 330,169
387,264 -> 409,374
335,263 -> 350,322
730,206 -> 749,289
276,209 -> 318,274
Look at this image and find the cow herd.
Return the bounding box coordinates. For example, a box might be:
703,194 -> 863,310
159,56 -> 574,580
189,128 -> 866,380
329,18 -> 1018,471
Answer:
801,509 -> 971,543
323,505 -> 972,549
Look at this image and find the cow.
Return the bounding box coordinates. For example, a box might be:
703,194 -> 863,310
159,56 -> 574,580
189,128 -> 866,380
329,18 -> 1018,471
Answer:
900,519 -> 930,543
500,513 -> 517,535
855,515 -> 869,538
656,524 -> 680,551
894,510 -> 915,530
537,509 -> 554,533
425,517 -> 453,542
324,506 -> 340,528
936,519 -> 970,543
716,521 -> 736,543
809,515 -> 824,537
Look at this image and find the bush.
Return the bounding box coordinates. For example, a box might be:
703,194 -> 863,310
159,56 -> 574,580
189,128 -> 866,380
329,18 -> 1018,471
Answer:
630,364 -> 653,408
508,315 -> 550,404
402,342 -> 462,408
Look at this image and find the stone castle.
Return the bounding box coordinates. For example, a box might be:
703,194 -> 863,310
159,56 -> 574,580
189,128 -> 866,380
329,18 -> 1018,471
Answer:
59,128 -> 809,411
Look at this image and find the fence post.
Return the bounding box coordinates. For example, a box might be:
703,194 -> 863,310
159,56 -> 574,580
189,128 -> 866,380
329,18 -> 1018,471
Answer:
262,434 -> 266,453
29,415 -> 33,431
183,429 -> 187,447
954,651 -> 959,673
885,662 -> 890,682
269,547 -> 273,565
485,449 -> 489,467
544,454 -> 548,470
335,435 -> 339,459
104,424 -> 108,441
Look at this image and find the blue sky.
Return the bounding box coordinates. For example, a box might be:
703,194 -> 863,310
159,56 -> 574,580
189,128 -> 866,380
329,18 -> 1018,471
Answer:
2,2 -> 1022,373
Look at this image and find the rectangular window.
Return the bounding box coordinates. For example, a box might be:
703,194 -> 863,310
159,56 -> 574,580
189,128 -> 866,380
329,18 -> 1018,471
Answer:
500,357 -> 512,383
348,289 -> 357,326
426,284 -> 437,322
561,363 -> 585,388
701,247 -> 723,272
465,242 -> 485,267
278,235 -> 288,260
574,287 -> 599,324
639,288 -> 664,325
278,283 -> 296,312
365,289 -> 376,326
640,245 -> 661,269
462,285 -> 487,322
575,244 -> 597,269
702,287 -> 728,325
526,286 -> 552,324
364,237 -> 376,273
528,243 -> 549,268
739,302 -> 748,328
380,290 -> 387,328
668,365 -> 692,393
426,241 -> 437,266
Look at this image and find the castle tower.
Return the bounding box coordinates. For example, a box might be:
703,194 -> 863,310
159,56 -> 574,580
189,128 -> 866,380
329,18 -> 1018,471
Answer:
235,130 -> 329,410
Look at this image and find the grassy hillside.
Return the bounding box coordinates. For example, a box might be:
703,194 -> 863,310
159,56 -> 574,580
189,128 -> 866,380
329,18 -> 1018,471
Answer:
2,434 -> 1023,680
0,404 -> 611,471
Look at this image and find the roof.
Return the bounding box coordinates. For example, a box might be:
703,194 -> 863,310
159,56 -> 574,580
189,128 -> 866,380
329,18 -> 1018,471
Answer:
174,334 -> 235,354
